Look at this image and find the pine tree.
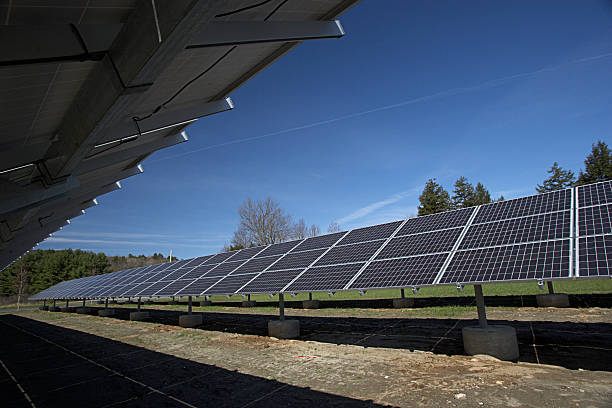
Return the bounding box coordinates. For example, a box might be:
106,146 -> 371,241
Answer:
418,179 -> 452,215
452,176 -> 474,209
536,162 -> 575,193
576,141 -> 612,185
471,182 -> 491,206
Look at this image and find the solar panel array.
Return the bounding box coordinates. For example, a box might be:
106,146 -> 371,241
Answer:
31,181 -> 612,300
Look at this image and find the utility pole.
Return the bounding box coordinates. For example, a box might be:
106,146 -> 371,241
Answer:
169,249 -> 173,262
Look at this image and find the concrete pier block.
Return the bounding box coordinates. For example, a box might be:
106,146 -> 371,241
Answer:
49,306 -> 61,312
98,309 -> 116,317
302,300 -> 320,309
392,298 -> 415,308
76,307 -> 91,314
129,311 -> 150,321
536,293 -> 570,308
241,300 -> 257,307
199,301 -> 212,306
39,306 -> 49,311
462,325 -> 519,361
179,314 -> 203,328
268,320 -> 300,339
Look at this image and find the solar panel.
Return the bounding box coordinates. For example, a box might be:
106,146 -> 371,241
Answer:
578,204 -> 612,237
474,189 -> 571,223
153,279 -> 196,296
268,249 -> 326,271
204,274 -> 257,295
202,261 -> 244,277
577,180 -> 612,207
228,246 -> 268,261
285,263 -> 365,292
178,276 -> 223,296
397,208 -> 474,236
350,254 -> 448,289
313,240 -> 384,266
337,221 -> 402,245
440,240 -> 571,284
577,235 -> 612,277
295,232 -> 344,251
377,228 -> 463,259
230,255 -> 282,274
239,269 -> 304,294
254,240 -> 302,257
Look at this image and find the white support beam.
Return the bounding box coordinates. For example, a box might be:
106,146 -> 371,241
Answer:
0,24 -> 121,66
188,20 -> 344,48
0,176 -> 80,218
75,132 -> 187,175
95,98 -> 233,145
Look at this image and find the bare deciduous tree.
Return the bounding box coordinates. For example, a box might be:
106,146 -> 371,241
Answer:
293,218 -> 308,240
14,263 -> 30,310
308,224 -> 320,238
327,221 -> 340,233
232,197 -> 294,247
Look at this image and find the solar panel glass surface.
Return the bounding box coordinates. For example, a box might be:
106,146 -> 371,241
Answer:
268,249 -> 326,270
337,221 -> 402,245
350,254 -> 448,289
577,180 -> 612,207
397,208 -> 474,236
239,269 -> 304,293
204,274 -> 257,295
474,189 -> 571,223
578,235 -> 612,277
230,255 -> 282,274
177,277 -> 223,295
313,240 -> 383,266
376,228 -> 462,259
285,263 -> 365,292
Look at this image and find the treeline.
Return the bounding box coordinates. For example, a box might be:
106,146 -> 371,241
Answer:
0,250 -> 173,297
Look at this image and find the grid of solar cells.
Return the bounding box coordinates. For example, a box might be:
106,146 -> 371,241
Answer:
239,269 -> 303,293
296,232 -> 344,252
230,255 -> 282,274
203,251 -> 236,264
179,264 -> 217,280
578,235 -> 612,277
577,180 -> 612,208
205,274 -> 257,295
578,204 -> 612,237
268,248 -> 326,271
153,279 -> 196,296
350,254 -> 448,289
460,210 -> 571,250
474,189 -> 571,223
140,280 -> 176,296
256,240 -> 303,257
122,282 -> 155,296
377,228 -> 463,259
338,221 -> 402,245
177,277 -> 223,296
162,269 -> 192,281
441,240 -> 571,284
202,260 -> 244,277
313,240 -> 383,266
229,246 -> 267,261
286,263 -> 364,292
397,208 -> 474,236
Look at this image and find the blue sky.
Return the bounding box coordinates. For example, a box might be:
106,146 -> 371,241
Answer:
39,0 -> 612,258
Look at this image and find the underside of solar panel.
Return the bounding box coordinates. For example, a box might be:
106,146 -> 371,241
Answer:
30,181 -> 612,300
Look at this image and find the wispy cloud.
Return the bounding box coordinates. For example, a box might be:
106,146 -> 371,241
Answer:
335,190 -> 415,225
42,237 -> 222,250
152,52 -> 612,162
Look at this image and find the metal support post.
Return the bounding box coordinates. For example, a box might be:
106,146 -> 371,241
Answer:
137,297 -> 141,311
279,293 -> 285,321
400,288 -> 405,298
188,296 -> 192,315
43,300 -> 46,307
247,294 -> 251,302
65,299 -> 69,309
82,299 -> 86,307
53,300 -> 56,307
309,292 -> 312,301
547,281 -> 554,294
474,285 -> 487,328
105,298 -> 109,309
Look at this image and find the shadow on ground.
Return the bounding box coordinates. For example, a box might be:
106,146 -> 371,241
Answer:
0,314 -> 391,408
86,305 -> 612,372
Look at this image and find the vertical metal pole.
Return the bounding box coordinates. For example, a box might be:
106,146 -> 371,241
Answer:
137,297 -> 141,311
82,299 -> 86,307
547,281 -> 554,294
309,292 -> 312,301
53,299 -> 56,308
43,299 -> 46,307
401,288 -> 405,298
248,294 -> 251,302
188,296 -> 192,315
105,298 -> 109,309
474,285 -> 487,328
65,299 -> 69,309
279,293 -> 285,321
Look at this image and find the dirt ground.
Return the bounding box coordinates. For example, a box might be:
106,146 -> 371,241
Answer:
1,305 -> 611,407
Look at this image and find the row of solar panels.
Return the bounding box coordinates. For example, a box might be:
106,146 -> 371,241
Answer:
31,181 -> 612,300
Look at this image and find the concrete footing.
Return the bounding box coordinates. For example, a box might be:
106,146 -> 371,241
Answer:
392,298 -> 415,308
462,325 -> 519,361
129,311 -> 150,321
199,301 -> 212,306
179,314 -> 203,328
39,306 -> 49,311
241,300 -> 257,307
98,309 -> 116,317
76,307 -> 91,314
302,300 -> 320,309
49,306 -> 61,312
536,293 -> 570,308
268,320 -> 300,339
